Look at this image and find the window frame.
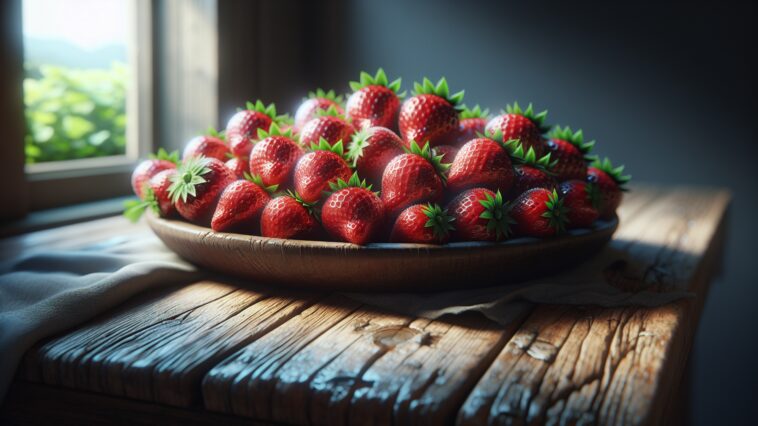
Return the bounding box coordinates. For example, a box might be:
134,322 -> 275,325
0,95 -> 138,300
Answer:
21,0 -> 153,211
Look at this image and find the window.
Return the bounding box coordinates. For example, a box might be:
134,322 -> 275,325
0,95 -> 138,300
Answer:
19,0 -> 153,211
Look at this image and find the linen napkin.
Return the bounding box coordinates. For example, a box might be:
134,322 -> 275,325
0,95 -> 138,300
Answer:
0,229 -> 691,402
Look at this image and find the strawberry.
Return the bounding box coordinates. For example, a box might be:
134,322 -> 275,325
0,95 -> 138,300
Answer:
557,180 -> 600,228
381,141 -> 449,217
299,106 -> 355,147
226,100 -> 283,157
485,102 -> 549,156
456,104 -> 489,145
249,123 -> 304,187
168,156 -> 236,225
260,191 -> 321,240
390,203 -> 455,244
210,174 -> 278,233
130,148 -> 179,199
510,188 -> 568,237
183,128 -> 230,162
545,126 -> 594,181
294,89 -> 344,131
225,156 -> 250,179
399,77 -> 464,147
346,68 -> 404,130
446,188 -> 513,241
124,168 -> 178,222
433,145 -> 458,164
507,143 -> 557,197
447,134 -> 515,195
585,157 -> 630,219
321,173 -> 385,245
293,138 -> 352,203
347,126 -> 405,187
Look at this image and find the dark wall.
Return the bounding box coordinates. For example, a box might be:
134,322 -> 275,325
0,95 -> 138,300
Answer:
336,0 -> 754,423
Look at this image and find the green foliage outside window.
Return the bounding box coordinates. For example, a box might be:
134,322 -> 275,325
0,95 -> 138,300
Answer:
24,63 -> 128,164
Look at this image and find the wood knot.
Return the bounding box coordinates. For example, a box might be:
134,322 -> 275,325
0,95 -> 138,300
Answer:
371,325 -> 423,348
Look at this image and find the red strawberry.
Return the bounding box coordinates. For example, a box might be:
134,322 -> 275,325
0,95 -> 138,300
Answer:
485,102 -> 549,156
433,145 -> 458,164
183,128 -> 230,162
260,191 -> 320,240
346,68 -> 404,130
557,180 -> 600,228
249,124 -> 304,187
545,126 -> 594,181
226,100 -> 282,157
446,188 -> 513,241
390,203 -> 455,244
506,144 -> 557,197
168,156 -> 236,225
347,126 -> 405,187
210,174 -> 277,233
447,136 -> 515,195
294,89 -> 344,131
123,168 -> 178,222
456,104 -> 489,145
130,148 -> 179,199
293,138 -> 352,203
299,106 -> 355,147
586,157 -> 630,219
381,141 -> 449,217
510,188 -> 568,237
398,77 -> 464,147
225,156 -> 250,179
321,173 -> 385,245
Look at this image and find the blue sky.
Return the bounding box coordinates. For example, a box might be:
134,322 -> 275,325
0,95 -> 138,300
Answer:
22,0 -> 128,50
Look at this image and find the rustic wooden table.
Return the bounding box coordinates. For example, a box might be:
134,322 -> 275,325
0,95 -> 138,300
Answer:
0,186 -> 730,425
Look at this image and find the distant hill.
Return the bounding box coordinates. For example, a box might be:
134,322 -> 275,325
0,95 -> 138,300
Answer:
23,37 -> 126,69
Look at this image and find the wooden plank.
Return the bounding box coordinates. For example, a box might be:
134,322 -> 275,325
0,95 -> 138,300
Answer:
0,381 -> 267,426
21,280 -> 316,407
204,303 -> 525,425
0,215 -> 147,260
457,188 -> 730,425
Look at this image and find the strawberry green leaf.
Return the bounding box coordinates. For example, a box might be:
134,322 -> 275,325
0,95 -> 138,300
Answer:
168,155 -> 212,203
256,122 -> 294,140
349,68 -> 405,97
122,188 -> 159,223
347,128 -> 371,166
149,148 -> 180,165
412,77 -> 465,109
327,171 -> 376,195
504,102 -> 550,133
548,125 -> 595,155
206,126 -> 226,141
407,140 -> 451,182
502,139 -> 556,172
421,203 -> 456,239
305,88 -> 344,104
478,190 -> 515,240
244,172 -> 279,194
314,104 -> 345,118
589,156 -> 631,187
310,137 -> 345,158
542,189 -> 569,233
460,104 -> 490,119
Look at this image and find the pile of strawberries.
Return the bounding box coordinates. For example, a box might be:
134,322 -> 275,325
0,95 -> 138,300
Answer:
126,69 -> 630,245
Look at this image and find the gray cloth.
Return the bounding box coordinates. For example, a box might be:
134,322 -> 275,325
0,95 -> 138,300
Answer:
0,232 -> 691,402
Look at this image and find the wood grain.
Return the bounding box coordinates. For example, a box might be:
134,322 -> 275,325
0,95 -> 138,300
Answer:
5,186 -> 731,425
203,304 -> 526,425
146,213 -> 617,292
22,280 -> 316,407
457,188 -> 730,425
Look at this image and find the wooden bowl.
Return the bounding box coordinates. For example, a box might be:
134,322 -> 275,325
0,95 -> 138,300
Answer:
147,214 -> 618,292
